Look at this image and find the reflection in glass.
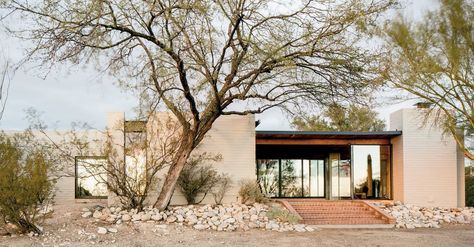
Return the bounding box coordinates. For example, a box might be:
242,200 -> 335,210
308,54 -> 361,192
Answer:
352,145 -> 391,199
257,159 -> 279,197
76,157 -> 108,198
281,160 -> 302,197
309,160 -> 324,197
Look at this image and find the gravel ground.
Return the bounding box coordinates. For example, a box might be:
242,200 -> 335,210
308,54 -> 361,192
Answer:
2,203 -> 474,247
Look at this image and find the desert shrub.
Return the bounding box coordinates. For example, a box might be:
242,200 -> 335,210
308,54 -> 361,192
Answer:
266,205 -> 300,224
212,174 -> 232,205
238,179 -> 268,204
177,153 -> 222,204
0,132 -> 55,234
466,174 -> 474,207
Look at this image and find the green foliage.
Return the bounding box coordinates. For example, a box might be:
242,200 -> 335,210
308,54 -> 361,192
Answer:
177,153 -> 223,204
0,131 -> 54,234
465,167 -> 474,207
382,0 -> 474,160
238,179 -> 268,204
292,103 -> 385,132
212,174 -> 232,205
266,205 -> 300,224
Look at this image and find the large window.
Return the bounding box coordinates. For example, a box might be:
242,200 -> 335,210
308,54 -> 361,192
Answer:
256,159 -> 325,198
352,145 -> 391,199
257,159 -> 279,197
75,157 -> 108,199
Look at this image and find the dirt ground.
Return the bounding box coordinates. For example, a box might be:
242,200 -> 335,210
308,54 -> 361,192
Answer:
2,203 -> 474,247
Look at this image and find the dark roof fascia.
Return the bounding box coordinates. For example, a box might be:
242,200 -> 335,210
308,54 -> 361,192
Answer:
256,130 -> 402,139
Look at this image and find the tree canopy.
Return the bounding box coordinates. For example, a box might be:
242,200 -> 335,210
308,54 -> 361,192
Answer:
292,104 -> 385,132
382,0 -> 474,160
2,0 -> 395,208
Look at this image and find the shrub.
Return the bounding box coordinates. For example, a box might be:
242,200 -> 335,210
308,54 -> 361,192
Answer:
266,205 -> 300,224
212,174 -> 232,205
0,132 -> 55,234
238,179 -> 268,204
177,153 -> 222,204
466,174 -> 474,207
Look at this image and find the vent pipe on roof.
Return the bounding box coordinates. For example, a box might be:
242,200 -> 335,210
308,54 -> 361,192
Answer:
414,102 -> 432,109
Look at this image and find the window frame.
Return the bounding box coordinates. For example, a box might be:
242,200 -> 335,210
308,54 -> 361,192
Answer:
75,155 -> 108,199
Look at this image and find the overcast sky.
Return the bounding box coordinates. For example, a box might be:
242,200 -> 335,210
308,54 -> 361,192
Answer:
0,0 -> 439,131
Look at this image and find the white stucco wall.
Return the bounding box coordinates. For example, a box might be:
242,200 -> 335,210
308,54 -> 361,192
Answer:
389,108 -> 465,207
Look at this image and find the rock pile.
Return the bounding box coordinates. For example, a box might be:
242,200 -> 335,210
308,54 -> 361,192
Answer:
375,201 -> 474,229
82,203 -> 316,233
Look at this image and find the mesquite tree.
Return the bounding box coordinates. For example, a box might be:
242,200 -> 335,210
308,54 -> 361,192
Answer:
381,0 -> 474,160
3,0 -> 394,209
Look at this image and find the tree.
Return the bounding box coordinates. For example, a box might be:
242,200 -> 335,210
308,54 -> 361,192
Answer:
381,0 -> 474,160
0,56 -> 9,120
292,104 -> 386,131
3,0 -> 395,209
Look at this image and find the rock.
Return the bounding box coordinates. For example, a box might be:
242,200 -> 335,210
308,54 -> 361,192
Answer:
140,213 -> 151,221
132,214 -> 141,221
97,227 -> 108,234
193,224 -> 208,230
122,214 -> 131,222
93,211 -> 103,219
405,224 -> 415,229
305,226 -> 316,232
176,214 -> 184,222
294,224 -> 306,232
151,214 -> 163,221
250,214 -> 258,222
82,208 -> 91,212
107,228 -> 118,233
82,212 -> 93,218
166,216 -> 177,223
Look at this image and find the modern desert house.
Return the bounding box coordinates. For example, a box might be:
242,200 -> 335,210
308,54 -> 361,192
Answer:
52,106 -> 465,215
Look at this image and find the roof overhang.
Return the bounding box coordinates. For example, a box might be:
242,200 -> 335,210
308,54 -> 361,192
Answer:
256,130 -> 402,145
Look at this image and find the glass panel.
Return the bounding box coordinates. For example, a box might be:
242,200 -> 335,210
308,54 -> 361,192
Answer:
309,160 -> 325,197
339,160 -> 351,197
302,160 -> 310,196
257,159 -> 279,197
281,159 -> 302,197
330,153 -> 351,199
380,146 -> 391,199
76,157 -> 108,198
352,145 -> 391,199
331,158 -> 339,198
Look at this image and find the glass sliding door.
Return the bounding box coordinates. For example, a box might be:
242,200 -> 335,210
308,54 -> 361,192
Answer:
352,145 -> 391,199
280,159 -> 303,197
257,159 -> 279,197
256,159 -> 326,198
309,160 -> 325,197
330,153 -> 351,199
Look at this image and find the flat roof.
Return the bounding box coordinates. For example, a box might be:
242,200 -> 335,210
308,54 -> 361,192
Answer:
256,130 -> 402,139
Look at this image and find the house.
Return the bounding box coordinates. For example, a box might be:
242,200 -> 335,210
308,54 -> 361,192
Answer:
53,106 -> 465,210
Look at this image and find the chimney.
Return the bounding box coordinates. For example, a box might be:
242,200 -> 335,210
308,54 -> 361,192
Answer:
414,102 -> 432,109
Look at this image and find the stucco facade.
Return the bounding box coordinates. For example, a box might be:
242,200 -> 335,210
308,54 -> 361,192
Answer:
389,108 -> 465,207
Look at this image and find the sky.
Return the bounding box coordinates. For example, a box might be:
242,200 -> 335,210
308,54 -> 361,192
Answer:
0,0 -> 440,131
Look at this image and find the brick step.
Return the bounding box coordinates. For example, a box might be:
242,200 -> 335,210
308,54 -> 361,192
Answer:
304,219 -> 388,225
289,203 -> 365,207
298,212 -> 380,219
290,206 -> 369,211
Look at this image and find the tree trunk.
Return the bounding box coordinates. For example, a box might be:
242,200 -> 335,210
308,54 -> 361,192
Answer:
153,141 -> 193,210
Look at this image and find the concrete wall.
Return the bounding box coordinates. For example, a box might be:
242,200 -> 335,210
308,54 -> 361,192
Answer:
168,114 -> 256,205
389,108 -> 465,207
105,112 -> 256,206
